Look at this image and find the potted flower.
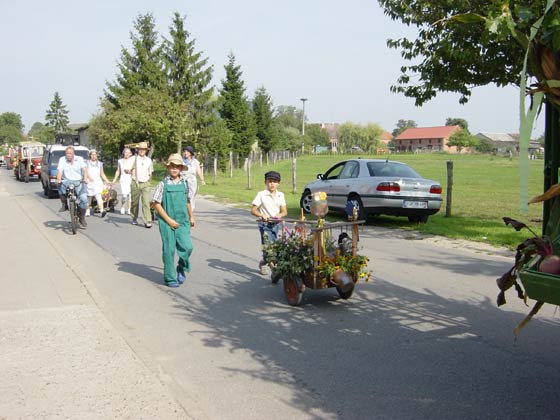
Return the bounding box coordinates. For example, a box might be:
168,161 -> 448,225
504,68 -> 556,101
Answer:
316,246 -> 371,292
263,232 -> 314,281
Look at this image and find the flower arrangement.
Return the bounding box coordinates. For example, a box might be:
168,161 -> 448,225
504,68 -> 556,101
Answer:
263,227 -> 371,284
263,232 -> 314,279
316,249 -> 371,282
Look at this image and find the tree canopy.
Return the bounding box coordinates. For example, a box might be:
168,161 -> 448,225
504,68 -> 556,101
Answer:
446,117 -> 469,132
392,119 -> 417,137
105,13 -> 165,106
0,112 -> 24,144
378,1 -> 560,106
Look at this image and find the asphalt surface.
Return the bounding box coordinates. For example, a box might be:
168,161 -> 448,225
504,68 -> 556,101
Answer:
1,167 -> 560,420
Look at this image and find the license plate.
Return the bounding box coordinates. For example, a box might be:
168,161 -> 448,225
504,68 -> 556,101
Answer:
403,201 -> 427,209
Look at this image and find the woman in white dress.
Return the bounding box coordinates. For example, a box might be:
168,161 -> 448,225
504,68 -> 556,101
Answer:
113,147 -> 134,214
181,145 -> 205,211
86,150 -> 110,217
112,147 -> 134,214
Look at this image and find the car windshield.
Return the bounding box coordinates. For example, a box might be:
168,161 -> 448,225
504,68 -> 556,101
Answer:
51,150 -> 89,166
24,146 -> 44,157
367,162 -> 421,178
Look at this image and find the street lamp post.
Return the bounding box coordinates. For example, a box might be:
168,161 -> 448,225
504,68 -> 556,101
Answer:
300,98 -> 307,136
300,98 -> 307,154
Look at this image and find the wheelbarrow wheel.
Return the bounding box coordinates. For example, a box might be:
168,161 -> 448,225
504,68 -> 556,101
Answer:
283,276 -> 303,306
271,269 -> 281,284
336,286 -> 354,300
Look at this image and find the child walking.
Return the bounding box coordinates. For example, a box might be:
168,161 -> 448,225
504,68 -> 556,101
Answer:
251,171 -> 288,275
151,153 -> 195,287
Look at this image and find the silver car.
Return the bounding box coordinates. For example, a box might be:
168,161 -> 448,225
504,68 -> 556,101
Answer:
300,159 -> 443,223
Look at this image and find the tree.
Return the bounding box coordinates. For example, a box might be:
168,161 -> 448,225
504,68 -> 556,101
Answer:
45,92 -> 70,133
445,117 -> 469,132
274,105 -> 303,131
218,53 -> 256,161
391,119 -> 417,138
304,124 -> 330,147
0,112 -> 24,144
337,122 -> 383,153
28,122 -> 55,144
202,117 -> 233,171
252,87 -> 276,153
163,12 -> 214,151
105,13 -> 165,106
475,137 -> 493,154
447,129 -> 476,153
89,88 -> 181,160
378,1 -> 559,107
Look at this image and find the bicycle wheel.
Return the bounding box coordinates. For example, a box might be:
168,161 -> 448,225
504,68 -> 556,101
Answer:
69,200 -> 78,234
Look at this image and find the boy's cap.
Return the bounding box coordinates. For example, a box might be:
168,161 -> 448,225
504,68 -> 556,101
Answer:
183,145 -> 195,154
265,171 -> 281,181
165,153 -> 187,169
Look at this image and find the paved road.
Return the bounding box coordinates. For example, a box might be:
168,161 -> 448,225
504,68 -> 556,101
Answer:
3,168 -> 560,420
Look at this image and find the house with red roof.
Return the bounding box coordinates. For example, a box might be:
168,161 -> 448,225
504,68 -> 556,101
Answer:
395,125 -> 463,153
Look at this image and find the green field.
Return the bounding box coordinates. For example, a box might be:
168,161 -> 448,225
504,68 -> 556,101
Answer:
112,153 -> 546,249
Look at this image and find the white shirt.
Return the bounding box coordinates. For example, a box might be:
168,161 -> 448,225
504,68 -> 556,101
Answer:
252,189 -> 286,218
132,155 -> 153,183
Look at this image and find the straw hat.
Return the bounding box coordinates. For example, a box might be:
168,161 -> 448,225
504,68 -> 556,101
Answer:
165,153 -> 187,169
137,141 -> 149,149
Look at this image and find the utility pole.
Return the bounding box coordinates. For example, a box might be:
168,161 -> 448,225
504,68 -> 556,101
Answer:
300,98 -> 307,155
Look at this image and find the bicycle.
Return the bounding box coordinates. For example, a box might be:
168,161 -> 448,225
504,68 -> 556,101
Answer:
66,183 -> 80,234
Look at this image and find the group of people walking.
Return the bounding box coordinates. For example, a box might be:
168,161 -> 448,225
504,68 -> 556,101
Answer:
56,142 -> 280,290
55,143 -> 204,287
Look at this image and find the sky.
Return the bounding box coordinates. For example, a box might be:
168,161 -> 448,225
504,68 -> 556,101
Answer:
0,0 -> 545,137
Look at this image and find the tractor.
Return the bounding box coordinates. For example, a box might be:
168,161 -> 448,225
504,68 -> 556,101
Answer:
14,141 -> 45,183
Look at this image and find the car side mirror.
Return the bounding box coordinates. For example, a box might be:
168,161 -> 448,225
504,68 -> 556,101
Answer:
317,173 -> 323,180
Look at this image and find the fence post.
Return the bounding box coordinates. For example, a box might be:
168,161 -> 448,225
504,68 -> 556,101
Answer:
229,152 -> 233,178
446,160 -> 453,217
213,156 -> 217,185
247,158 -> 251,189
292,156 -> 297,194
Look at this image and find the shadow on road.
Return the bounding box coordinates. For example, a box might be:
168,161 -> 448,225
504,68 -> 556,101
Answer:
164,259 -> 560,420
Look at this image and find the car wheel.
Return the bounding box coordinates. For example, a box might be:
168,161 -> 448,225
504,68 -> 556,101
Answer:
300,190 -> 312,214
347,195 -> 366,221
47,183 -> 56,199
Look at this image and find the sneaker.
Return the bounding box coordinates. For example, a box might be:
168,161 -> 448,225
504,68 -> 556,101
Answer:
145,222 -> 152,228
131,219 -> 138,225
166,281 -> 179,288
120,207 -> 125,215
259,261 -> 269,275
177,269 -> 186,284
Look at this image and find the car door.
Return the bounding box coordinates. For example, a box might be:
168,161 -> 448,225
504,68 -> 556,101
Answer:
327,160 -> 360,209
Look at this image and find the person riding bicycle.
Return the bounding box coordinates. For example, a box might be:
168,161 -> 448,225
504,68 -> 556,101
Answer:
56,146 -> 89,228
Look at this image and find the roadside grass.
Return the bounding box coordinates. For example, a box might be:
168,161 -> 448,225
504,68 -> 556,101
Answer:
108,153 -> 545,249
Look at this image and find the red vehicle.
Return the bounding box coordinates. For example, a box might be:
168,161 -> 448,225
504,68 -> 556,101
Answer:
4,146 -> 16,171
14,141 -> 45,182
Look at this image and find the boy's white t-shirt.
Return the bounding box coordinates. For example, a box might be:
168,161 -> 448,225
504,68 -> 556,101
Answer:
252,189 -> 286,218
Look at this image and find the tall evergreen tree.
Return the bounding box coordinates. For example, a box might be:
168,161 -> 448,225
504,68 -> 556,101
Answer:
252,87 -> 276,153
218,53 -> 256,161
45,92 -> 70,133
105,13 -> 165,106
163,12 -> 214,151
